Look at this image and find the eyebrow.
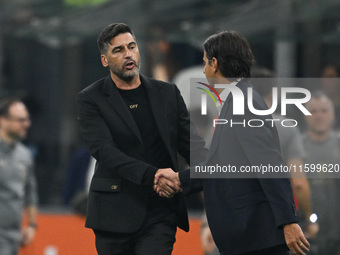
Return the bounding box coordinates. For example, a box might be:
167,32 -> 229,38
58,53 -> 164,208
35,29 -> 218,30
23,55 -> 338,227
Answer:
111,41 -> 136,52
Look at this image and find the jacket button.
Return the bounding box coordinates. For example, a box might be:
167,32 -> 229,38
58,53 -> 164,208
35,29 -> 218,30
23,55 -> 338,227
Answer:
111,185 -> 118,190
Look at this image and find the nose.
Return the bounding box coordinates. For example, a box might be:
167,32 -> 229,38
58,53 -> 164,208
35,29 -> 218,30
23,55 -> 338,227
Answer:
125,48 -> 132,58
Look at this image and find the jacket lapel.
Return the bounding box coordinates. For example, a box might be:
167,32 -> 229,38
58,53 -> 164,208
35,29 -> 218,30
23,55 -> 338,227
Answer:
103,75 -> 143,144
141,75 -> 171,152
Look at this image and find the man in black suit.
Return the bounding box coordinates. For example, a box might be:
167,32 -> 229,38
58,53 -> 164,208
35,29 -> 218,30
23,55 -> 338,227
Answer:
155,31 -> 310,255
76,23 -> 207,255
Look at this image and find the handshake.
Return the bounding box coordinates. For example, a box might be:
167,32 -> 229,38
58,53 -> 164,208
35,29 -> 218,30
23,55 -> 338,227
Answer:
153,168 -> 182,198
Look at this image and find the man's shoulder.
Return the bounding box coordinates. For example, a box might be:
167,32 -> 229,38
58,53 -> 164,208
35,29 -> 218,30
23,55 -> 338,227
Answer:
331,131 -> 340,142
140,74 -> 176,90
237,80 -> 260,98
237,79 -> 252,89
79,76 -> 108,95
303,131 -> 340,142
79,75 -> 176,94
237,79 -> 268,109
16,142 -> 31,154
15,143 -> 33,163
76,76 -> 110,105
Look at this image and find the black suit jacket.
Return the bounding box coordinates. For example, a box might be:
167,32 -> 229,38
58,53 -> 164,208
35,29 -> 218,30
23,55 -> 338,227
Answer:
76,74 -> 207,233
181,81 -> 299,254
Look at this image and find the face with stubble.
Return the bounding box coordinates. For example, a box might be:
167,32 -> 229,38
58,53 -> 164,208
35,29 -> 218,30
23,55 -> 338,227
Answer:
101,32 -> 141,82
305,96 -> 335,136
0,102 -> 31,142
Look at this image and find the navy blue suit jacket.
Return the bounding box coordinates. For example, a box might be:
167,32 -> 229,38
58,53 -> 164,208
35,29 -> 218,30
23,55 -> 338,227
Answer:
181,80 -> 298,254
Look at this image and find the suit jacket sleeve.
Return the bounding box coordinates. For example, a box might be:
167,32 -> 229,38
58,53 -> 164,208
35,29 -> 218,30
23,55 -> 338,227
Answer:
174,85 -> 206,195
233,92 -> 298,228
76,90 -> 157,186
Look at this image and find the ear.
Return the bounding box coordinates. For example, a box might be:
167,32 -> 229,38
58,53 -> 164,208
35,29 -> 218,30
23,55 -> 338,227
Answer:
101,54 -> 109,67
211,57 -> 218,73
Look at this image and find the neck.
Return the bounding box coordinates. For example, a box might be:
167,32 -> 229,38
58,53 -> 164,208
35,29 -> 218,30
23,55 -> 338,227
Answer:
0,130 -> 15,145
111,73 -> 141,90
264,97 -> 272,108
307,129 -> 331,142
213,75 -> 233,95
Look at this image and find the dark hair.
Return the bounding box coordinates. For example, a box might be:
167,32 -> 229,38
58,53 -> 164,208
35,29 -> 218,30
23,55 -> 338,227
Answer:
203,31 -> 255,79
0,97 -> 21,117
97,23 -> 135,54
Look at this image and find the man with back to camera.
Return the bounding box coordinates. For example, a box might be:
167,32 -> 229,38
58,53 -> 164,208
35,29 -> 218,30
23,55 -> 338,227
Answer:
199,66 -> 319,255
155,31 -> 310,255
0,98 -> 38,255
76,23 -> 207,255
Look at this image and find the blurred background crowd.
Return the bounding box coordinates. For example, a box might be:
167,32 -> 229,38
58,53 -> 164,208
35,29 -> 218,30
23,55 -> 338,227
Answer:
1,0 -> 340,254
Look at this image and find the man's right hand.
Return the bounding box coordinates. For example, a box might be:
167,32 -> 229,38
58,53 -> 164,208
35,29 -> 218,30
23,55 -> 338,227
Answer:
153,168 -> 182,198
283,223 -> 310,255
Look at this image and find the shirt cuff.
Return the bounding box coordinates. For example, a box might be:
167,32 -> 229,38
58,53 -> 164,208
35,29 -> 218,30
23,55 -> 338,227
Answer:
142,166 -> 158,186
179,168 -> 190,186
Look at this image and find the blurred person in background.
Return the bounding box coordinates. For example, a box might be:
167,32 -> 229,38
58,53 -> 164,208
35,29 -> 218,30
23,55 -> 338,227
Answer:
76,23 -> 207,255
320,65 -> 340,129
200,213 -> 219,255
0,97 -> 38,255
303,91 -> 340,255
62,147 -> 95,215
251,66 -> 318,239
